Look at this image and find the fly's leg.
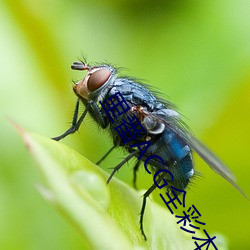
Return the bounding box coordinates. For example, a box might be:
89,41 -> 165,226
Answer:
133,160 -> 140,189
107,151 -> 138,184
140,183 -> 157,240
140,172 -> 166,240
89,100 -> 107,129
96,146 -> 116,165
52,100 -> 89,141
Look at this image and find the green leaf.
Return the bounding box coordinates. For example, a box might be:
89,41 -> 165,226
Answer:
18,128 -> 226,250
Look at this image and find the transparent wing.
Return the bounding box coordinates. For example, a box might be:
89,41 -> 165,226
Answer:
145,109 -> 247,198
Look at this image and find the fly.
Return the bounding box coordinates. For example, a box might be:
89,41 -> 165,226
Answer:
52,60 -> 247,239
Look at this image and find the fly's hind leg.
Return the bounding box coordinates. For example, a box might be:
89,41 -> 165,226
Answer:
139,172 -> 166,240
133,160 -> 140,189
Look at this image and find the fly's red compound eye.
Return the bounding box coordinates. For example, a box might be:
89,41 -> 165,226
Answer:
87,68 -> 111,92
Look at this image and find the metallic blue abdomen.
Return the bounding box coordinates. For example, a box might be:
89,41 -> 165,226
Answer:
104,78 -> 194,191
143,128 -> 194,190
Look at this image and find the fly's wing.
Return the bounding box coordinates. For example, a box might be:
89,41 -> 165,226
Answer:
179,130 -> 248,198
150,109 -> 248,198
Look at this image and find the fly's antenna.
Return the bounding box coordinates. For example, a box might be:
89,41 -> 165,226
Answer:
71,61 -> 89,71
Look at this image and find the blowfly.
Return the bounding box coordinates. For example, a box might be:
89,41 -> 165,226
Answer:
52,60 -> 246,239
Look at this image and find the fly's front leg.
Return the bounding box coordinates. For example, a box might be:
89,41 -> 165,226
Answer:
89,100 -> 108,129
52,99 -> 89,141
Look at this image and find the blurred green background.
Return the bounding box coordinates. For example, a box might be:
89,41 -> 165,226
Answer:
1,0 -> 250,249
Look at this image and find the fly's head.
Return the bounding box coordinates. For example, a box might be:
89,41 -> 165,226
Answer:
72,61 -> 116,101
